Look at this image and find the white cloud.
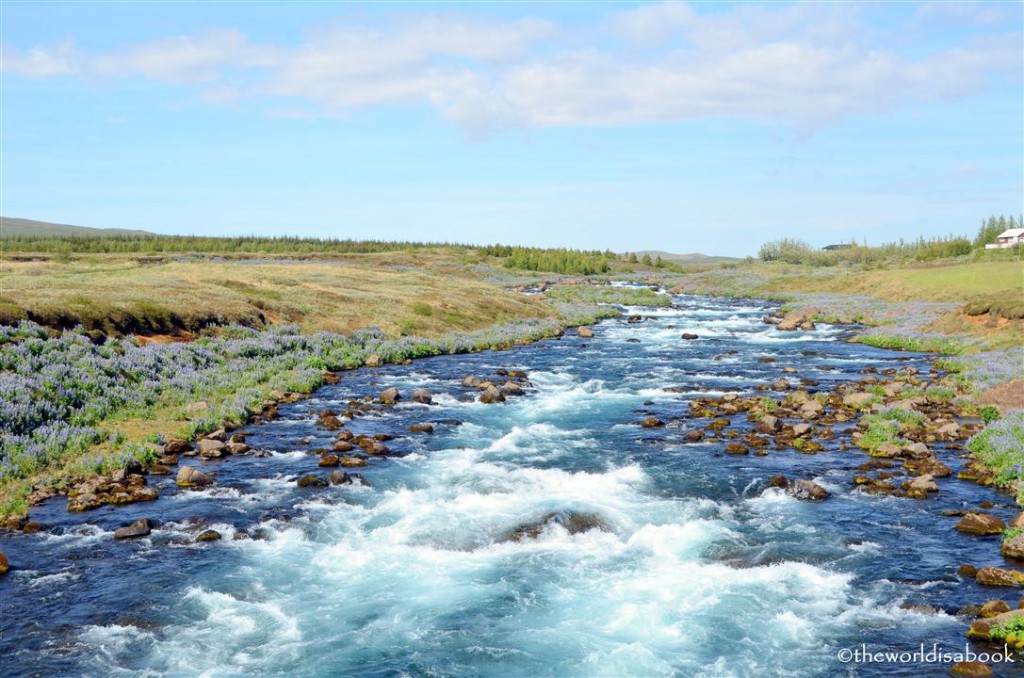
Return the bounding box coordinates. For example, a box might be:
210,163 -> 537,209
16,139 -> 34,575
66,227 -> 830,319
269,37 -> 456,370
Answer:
1,3 -> 1019,136
2,40 -> 80,77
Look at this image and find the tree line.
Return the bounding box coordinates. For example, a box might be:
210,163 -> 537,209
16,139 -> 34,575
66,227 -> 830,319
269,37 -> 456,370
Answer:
758,214 -> 1022,266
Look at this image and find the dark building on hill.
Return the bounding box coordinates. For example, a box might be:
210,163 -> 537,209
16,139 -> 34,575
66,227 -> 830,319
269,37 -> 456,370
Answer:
822,244 -> 854,251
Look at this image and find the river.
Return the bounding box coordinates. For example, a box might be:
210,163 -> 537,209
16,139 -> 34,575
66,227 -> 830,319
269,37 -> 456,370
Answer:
1,293 -> 1018,677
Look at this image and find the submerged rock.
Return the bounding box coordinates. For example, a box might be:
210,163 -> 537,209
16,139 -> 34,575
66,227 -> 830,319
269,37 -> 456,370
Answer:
297,475 -> 328,488
500,511 -> 607,543
959,564 -> 979,578
724,442 -> 748,455
641,417 -> 664,428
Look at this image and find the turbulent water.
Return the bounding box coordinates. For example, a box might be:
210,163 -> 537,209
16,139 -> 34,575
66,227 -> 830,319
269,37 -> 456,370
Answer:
2,294 -> 1020,677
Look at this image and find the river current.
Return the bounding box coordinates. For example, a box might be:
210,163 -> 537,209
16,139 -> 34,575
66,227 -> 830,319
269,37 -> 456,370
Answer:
1,293 -> 1019,677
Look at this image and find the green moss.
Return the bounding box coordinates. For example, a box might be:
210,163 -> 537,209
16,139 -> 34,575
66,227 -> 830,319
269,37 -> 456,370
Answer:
854,334 -> 967,355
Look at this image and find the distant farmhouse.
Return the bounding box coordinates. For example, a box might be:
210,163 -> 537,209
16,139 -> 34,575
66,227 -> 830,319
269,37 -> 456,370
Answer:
985,228 -> 1024,249
822,243 -> 854,251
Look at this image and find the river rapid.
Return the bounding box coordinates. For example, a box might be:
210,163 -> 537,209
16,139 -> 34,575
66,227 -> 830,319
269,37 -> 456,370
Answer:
1,293 -> 1020,677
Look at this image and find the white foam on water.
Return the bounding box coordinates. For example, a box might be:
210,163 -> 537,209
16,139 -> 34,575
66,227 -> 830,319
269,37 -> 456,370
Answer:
39,523 -> 110,548
70,297 -> 929,676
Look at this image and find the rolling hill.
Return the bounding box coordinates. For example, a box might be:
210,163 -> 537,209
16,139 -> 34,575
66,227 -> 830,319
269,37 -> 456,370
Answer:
0,217 -> 154,238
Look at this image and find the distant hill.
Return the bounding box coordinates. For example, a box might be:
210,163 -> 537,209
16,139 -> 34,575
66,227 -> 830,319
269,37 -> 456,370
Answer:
0,217 -> 154,238
634,250 -> 740,264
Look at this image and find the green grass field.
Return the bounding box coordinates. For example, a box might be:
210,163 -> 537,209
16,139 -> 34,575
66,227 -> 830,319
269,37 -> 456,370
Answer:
0,252 -> 556,337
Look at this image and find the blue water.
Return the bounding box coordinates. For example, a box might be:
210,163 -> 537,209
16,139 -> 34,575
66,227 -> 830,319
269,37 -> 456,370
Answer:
2,294 -> 1021,677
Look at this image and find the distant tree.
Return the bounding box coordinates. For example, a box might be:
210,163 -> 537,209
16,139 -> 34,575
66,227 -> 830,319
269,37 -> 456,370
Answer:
654,255 -> 665,268
974,215 -> 1005,248
641,253 -> 653,266
628,253 -> 639,263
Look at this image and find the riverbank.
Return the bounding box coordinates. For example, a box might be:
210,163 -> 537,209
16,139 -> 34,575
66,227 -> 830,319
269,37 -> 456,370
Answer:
2,272 -> 1021,522
0,301 -> 620,519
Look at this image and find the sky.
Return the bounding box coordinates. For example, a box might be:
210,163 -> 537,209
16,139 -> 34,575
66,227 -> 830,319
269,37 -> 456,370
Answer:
2,1 -> 1022,257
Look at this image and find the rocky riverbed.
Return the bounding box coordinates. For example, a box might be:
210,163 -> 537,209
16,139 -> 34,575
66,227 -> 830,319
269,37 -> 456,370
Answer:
1,292 -> 1022,677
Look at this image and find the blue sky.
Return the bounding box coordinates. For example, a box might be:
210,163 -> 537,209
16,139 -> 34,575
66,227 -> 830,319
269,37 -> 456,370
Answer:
2,1 -> 1021,256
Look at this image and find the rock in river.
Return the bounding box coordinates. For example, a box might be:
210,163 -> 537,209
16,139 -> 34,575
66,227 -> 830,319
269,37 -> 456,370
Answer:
114,518 -> 152,540
500,511 -> 607,543
411,388 -> 433,404
1002,533 -> 1024,559
950,662 -> 995,678
975,567 -> 1024,587
297,475 -> 328,488
787,479 -> 828,501
176,466 -> 213,488
956,512 -> 1006,536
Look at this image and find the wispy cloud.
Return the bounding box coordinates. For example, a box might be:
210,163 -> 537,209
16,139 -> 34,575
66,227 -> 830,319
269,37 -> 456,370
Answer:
2,2 -> 1019,136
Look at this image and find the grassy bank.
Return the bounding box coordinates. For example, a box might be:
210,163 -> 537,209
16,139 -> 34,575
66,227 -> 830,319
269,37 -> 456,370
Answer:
0,301 -> 619,518
0,253 -> 555,337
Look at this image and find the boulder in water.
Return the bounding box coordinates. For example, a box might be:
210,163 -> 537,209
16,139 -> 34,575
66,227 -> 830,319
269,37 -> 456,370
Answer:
114,518 -> 152,540
176,466 -> 213,488
297,475 -> 328,488
956,513 -> 1005,535
411,388 -> 432,404
500,511 -> 607,543
787,479 -> 828,501
197,529 -> 221,542
1002,533 -> 1024,559
979,600 -> 1012,618
379,388 -> 400,405
975,567 -> 1024,587
480,385 -> 505,404
950,662 -> 995,678
577,327 -> 594,338
0,552 -> 9,575
197,439 -> 226,458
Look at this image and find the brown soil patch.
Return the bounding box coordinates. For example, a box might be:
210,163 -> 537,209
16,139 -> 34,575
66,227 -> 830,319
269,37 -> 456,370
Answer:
134,332 -> 193,345
963,312 -> 1010,331
977,380 -> 1024,413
